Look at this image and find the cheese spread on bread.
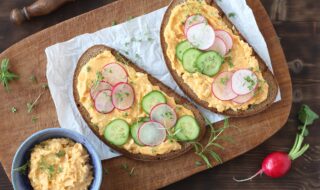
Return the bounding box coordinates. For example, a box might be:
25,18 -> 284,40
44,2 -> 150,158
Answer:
76,50 -> 194,156
163,0 -> 269,112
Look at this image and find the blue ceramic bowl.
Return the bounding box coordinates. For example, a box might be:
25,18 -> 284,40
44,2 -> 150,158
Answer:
11,128 -> 102,190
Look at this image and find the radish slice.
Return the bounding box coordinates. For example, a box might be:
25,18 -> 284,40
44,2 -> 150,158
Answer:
138,121 -> 166,146
150,103 -> 177,128
90,81 -> 112,99
215,30 -> 233,51
231,69 -> 258,95
208,37 -> 227,56
184,14 -> 206,35
102,63 -> 128,86
94,90 -> 114,114
212,72 -> 238,101
232,90 -> 255,104
186,23 -> 215,50
111,82 -> 135,110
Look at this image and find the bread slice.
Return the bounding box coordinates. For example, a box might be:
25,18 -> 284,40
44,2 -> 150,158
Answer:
73,45 -> 206,161
160,0 -> 279,117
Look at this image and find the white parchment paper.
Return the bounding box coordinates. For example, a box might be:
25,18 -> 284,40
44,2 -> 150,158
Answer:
45,0 -> 281,160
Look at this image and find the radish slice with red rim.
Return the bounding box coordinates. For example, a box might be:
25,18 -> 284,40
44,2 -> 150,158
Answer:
138,121 -> 166,146
111,82 -> 135,110
208,37 -> 228,56
184,14 -> 206,35
90,81 -> 112,99
212,71 -> 238,101
186,23 -> 215,50
232,90 -> 255,104
94,90 -> 114,114
231,69 -> 258,95
102,63 -> 128,86
150,103 -> 177,128
215,30 -> 233,51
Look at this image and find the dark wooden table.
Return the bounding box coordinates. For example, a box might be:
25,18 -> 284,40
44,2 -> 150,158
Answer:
1,0 -> 319,189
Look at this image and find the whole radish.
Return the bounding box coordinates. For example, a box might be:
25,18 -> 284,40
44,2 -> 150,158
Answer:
234,105 -> 319,182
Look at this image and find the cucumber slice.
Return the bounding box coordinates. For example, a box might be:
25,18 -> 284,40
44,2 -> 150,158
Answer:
196,51 -> 223,77
130,117 -> 149,146
104,119 -> 129,146
182,48 -> 202,73
176,40 -> 193,61
141,90 -> 167,113
174,115 -> 200,141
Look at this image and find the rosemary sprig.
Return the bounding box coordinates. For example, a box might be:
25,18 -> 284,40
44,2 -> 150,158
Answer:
191,118 -> 231,168
0,58 -> 19,91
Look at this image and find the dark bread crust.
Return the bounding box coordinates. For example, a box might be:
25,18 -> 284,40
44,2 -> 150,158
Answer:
160,0 -> 279,117
73,45 -> 206,161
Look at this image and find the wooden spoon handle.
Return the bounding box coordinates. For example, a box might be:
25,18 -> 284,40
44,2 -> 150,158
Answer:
10,0 -> 75,25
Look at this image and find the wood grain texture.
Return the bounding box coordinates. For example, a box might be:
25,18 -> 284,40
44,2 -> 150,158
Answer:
1,0 -> 312,190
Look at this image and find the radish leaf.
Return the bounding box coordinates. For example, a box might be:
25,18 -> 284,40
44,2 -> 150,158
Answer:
298,105 -> 319,126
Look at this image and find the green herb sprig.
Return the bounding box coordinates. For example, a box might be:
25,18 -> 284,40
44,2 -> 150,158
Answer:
244,76 -> 256,91
288,105 -> 319,160
39,157 -> 56,179
0,59 -> 19,91
55,150 -> 66,158
228,12 -> 236,18
27,92 -> 44,113
13,161 -> 29,175
225,56 -> 234,68
121,163 -> 135,176
41,83 -> 49,89
11,107 -> 17,113
29,75 -> 37,84
93,71 -> 104,87
191,118 -> 232,168
104,168 -> 109,175
31,116 -> 38,123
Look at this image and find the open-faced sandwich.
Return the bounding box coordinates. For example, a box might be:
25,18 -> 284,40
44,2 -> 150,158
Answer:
161,0 -> 278,117
73,45 -> 206,161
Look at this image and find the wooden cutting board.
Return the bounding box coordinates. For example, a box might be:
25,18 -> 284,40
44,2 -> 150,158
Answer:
0,0 -> 292,189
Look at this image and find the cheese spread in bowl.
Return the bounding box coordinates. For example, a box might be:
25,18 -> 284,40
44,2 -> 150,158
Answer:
11,128 -> 102,190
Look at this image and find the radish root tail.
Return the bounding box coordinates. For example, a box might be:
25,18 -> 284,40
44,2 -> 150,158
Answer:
233,169 -> 263,182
